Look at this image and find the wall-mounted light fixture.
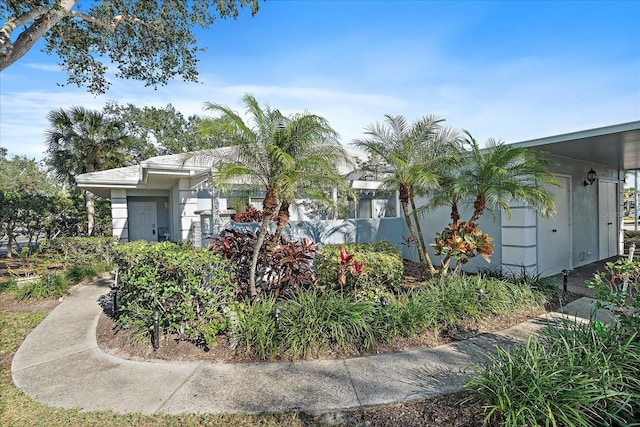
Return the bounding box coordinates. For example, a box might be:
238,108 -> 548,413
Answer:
583,168 -> 597,186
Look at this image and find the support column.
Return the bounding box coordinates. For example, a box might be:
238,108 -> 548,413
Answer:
501,204 -> 537,275
111,189 -> 128,242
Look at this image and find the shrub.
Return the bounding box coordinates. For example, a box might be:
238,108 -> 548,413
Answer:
234,295 -> 280,360
465,320 -> 640,426
232,204 -> 265,223
315,242 -> 404,295
15,274 -> 69,301
432,220 -> 494,272
235,273 -> 547,360
8,246 -> 45,277
41,236 -> 116,269
478,265 -> 561,297
12,259 -> 111,301
624,230 -> 640,253
208,229 -> 318,298
587,258 -> 640,335
400,275 -> 546,338
370,290 -> 433,341
112,241 -> 235,345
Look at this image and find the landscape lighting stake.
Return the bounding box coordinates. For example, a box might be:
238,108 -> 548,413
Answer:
562,269 -> 570,294
112,270 -> 119,318
476,288 -> 484,300
47,275 -> 51,288
152,310 -> 160,351
112,288 -> 118,319
380,296 -> 388,307
274,307 -> 281,330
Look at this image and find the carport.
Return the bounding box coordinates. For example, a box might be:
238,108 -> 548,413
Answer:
512,120 -> 640,229
502,121 -> 640,275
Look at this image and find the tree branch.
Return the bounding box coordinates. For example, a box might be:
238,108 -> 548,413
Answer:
0,1 -> 77,71
0,2 -> 151,72
0,7 -> 49,53
68,10 -> 148,31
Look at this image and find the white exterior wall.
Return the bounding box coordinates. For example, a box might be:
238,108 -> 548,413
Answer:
229,217 -> 407,249
169,176 -> 211,244
501,205 -> 538,275
111,189 -> 128,242
177,178 -> 199,244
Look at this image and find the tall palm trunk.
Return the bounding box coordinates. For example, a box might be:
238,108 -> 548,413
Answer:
85,190 -> 95,236
84,162 -> 96,236
249,189 -> 278,299
272,200 -> 290,243
409,188 -> 436,274
399,184 -> 431,276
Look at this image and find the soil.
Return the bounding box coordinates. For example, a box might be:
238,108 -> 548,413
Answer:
1,257 -> 590,426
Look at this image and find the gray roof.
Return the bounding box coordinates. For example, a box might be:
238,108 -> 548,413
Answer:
75,147 -> 368,196
75,165 -> 139,186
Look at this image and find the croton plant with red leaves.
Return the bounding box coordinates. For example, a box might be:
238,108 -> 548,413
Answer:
431,220 -> 494,273
338,246 -> 365,287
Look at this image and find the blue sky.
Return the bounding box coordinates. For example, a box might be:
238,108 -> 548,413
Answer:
1,0 -> 639,162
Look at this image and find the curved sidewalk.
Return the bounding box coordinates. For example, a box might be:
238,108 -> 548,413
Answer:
11,277 -> 606,416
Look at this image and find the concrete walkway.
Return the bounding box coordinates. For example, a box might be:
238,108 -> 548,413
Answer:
11,277 -> 610,416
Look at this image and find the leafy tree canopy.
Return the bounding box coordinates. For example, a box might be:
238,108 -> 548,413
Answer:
0,0 -> 261,93
0,154 -> 56,194
103,101 -> 219,158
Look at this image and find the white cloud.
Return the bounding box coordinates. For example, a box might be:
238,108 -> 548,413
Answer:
24,62 -> 65,72
1,44 -> 638,161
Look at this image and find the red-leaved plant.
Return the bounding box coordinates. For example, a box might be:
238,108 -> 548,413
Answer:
337,246 -> 365,294
208,229 -> 318,298
232,204 -> 279,223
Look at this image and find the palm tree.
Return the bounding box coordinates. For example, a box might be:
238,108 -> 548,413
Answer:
194,94 -> 353,298
354,115 -> 458,275
456,132 -> 557,223
46,106 -> 130,236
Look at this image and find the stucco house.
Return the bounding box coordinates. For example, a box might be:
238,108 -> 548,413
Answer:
75,147 -> 399,247
76,121 -> 640,277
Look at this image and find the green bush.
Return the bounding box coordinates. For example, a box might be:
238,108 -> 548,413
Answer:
587,258 -> 640,336
41,236 -> 116,269
478,265 -> 561,297
370,290 -> 433,341
624,230 -> 640,253
234,296 -> 280,360
465,320 -> 640,426
315,242 -> 404,295
112,241 -> 235,345
15,274 -> 70,301
12,261 -> 112,301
